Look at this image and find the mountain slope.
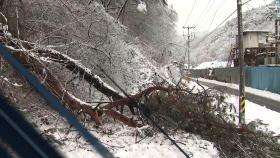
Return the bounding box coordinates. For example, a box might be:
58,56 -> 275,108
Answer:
192,5 -> 274,65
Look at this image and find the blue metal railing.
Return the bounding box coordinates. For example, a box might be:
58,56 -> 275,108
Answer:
0,95 -> 63,158
0,45 -> 114,158
191,66 -> 280,94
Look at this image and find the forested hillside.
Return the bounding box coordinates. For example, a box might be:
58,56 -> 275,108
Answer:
1,0 -> 184,93
192,4 -> 274,65
1,1 -> 280,157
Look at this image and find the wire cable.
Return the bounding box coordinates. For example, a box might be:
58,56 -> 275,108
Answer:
197,0 -> 229,32
209,6 -> 219,30
194,9 -> 236,47
194,0 -> 255,46
94,64 -> 191,158
194,0 -> 214,25
184,0 -> 197,26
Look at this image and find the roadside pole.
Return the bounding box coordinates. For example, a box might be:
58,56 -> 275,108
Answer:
275,1 -> 280,64
275,19 -> 279,64
183,26 -> 195,81
237,0 -> 245,124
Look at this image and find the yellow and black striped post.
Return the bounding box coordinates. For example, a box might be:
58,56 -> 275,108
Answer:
237,0 -> 245,125
239,95 -> 246,124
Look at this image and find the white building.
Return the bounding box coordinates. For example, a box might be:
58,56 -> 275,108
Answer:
236,30 -> 270,50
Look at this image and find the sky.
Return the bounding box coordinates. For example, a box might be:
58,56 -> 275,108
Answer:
168,0 -> 275,34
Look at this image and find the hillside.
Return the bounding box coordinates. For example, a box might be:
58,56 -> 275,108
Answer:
1,1 -> 280,158
192,4 -> 274,65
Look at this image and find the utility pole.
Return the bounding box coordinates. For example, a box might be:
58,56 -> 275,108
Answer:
275,19 -> 279,64
237,0 -> 245,124
275,1 -> 280,64
182,25 -> 195,72
268,1 -> 280,64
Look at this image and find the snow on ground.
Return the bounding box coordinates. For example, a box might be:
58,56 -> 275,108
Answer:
48,123 -> 219,158
137,1 -> 147,14
197,77 -> 280,103
186,79 -> 280,135
226,95 -> 280,135
194,61 -> 228,70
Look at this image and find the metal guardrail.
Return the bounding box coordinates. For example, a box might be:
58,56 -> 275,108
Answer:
0,45 -> 114,158
0,95 -> 63,158
190,66 -> 280,94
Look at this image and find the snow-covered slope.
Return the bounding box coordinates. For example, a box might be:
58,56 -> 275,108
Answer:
16,1 -> 173,95
192,5 -> 274,64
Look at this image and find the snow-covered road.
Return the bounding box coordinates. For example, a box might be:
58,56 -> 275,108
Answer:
226,94 -> 280,134
185,79 -> 280,135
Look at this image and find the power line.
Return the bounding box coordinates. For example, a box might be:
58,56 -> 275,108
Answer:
94,64 -> 191,158
194,0 -> 255,46
184,0 -> 197,26
194,9 -> 236,47
209,6 -> 219,30
197,0 -> 228,32
245,1 -> 254,8
195,0 -> 214,23
194,0 -> 214,25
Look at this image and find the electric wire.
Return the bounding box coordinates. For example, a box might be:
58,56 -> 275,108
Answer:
209,5 -> 219,30
94,64 -> 191,158
194,0 -> 214,25
184,0 -> 197,26
194,0 -> 255,46
246,1 -> 254,8
197,0 -> 229,32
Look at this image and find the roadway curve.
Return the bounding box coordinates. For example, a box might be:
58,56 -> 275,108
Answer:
191,78 -> 280,113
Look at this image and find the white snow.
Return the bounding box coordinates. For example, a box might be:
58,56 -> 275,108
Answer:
59,126 -> 219,158
187,79 -> 280,135
197,78 -> 280,102
192,5 -> 274,64
226,94 -> 280,135
137,1 -> 147,14
41,48 -> 125,97
194,61 -> 228,70
0,76 -> 22,87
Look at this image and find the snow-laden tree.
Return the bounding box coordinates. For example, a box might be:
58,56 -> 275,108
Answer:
0,0 -> 179,94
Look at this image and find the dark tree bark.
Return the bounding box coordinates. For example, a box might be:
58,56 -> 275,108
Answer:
34,48 -> 136,114
36,48 -> 124,100
4,47 -> 141,127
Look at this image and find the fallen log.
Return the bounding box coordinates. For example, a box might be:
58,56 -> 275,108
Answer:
5,47 -> 102,125
33,48 -> 136,114
1,41 -> 141,127
15,45 -> 135,114
36,48 -> 124,100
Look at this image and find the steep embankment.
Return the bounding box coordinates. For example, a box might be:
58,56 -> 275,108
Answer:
1,0 -> 176,95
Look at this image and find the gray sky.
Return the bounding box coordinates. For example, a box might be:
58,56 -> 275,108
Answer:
168,0 -> 274,34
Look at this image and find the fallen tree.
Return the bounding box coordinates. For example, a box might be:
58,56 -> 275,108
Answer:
0,26 -> 141,127
1,23 -> 280,158
141,86 -> 280,158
